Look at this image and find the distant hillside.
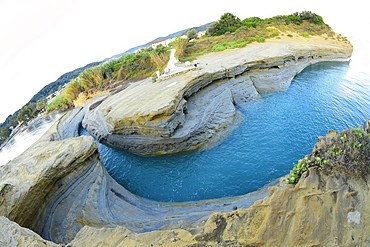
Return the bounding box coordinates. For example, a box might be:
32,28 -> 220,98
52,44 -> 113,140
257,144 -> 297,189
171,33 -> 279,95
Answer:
146,22 -> 214,45
0,61 -> 101,128
27,61 -> 102,105
104,22 -> 214,61
1,22 -> 213,129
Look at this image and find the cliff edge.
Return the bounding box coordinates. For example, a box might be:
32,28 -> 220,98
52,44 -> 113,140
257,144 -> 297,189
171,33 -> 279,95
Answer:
1,118 -> 369,246
1,30 -> 364,247
82,34 -> 353,155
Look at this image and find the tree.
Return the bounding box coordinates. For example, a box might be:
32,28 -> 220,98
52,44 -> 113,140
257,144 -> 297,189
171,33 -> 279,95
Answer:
218,13 -> 241,31
173,36 -> 189,59
17,103 -> 37,123
242,17 -> 262,28
8,114 -> 19,129
187,29 -> 198,40
36,99 -> 47,111
0,127 -> 11,143
206,13 -> 242,36
294,11 -> 324,25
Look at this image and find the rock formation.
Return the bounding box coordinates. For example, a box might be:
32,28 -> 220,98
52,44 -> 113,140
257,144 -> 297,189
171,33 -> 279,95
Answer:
2,120 -> 369,246
82,35 -> 353,155
1,31 -> 365,247
0,109 -> 270,245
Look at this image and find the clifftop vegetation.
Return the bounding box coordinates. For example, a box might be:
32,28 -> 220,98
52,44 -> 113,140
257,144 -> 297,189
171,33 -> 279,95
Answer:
287,128 -> 370,184
47,11 -> 337,112
182,11 -> 334,61
0,11 -> 346,145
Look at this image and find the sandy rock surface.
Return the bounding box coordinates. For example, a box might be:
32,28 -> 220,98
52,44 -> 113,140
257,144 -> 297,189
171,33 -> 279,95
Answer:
83,34 -> 352,155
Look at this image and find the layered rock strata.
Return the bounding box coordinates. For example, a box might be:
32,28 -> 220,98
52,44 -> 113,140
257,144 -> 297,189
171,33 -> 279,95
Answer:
2,119 -> 369,246
0,33 -> 359,246
64,123 -> 370,246
83,35 -> 353,155
0,109 -> 269,244
68,161 -> 370,246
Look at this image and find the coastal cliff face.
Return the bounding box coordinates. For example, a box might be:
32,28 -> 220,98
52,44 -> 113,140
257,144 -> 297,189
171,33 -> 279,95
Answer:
64,124 -> 370,246
2,120 -> 368,246
82,34 -> 352,156
0,109 -> 269,245
1,32 -> 364,247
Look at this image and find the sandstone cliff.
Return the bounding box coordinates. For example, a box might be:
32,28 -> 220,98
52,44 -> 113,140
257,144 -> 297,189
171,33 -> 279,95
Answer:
0,109 -> 269,245
1,32 -> 364,247
68,122 -> 370,247
2,120 -> 368,246
82,34 -> 353,156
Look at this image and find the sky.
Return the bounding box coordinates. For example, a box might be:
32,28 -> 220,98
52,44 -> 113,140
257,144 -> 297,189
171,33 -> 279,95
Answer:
0,0 -> 366,123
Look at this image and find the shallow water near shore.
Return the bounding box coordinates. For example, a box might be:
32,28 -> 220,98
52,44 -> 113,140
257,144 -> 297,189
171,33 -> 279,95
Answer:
80,58 -> 370,202
0,112 -> 64,166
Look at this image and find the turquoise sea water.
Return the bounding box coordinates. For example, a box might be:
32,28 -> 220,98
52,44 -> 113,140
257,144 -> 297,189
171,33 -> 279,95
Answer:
81,58 -> 370,202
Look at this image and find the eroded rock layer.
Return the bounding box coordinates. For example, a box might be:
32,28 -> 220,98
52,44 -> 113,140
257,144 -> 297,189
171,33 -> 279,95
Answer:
0,109 -> 269,244
83,35 -> 353,155
69,125 -> 370,247
2,121 -> 366,246
0,33 -> 362,247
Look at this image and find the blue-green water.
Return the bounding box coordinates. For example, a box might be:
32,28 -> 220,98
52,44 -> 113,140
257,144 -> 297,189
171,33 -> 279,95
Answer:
81,60 -> 370,202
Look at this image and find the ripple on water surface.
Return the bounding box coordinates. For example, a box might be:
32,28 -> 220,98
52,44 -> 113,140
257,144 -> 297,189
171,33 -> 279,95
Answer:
81,61 -> 370,202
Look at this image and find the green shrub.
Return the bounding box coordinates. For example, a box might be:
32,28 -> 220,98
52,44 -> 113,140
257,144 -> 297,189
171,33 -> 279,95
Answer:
294,11 -> 325,25
286,15 -> 303,25
173,36 -> 189,59
207,13 -> 242,36
46,95 -> 69,111
287,128 -> 370,184
242,17 -> 262,28
300,32 -> 312,38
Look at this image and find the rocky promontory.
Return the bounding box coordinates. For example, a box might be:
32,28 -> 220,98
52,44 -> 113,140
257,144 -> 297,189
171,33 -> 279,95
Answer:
2,28 -> 367,247
82,34 -> 352,155
1,117 -> 370,246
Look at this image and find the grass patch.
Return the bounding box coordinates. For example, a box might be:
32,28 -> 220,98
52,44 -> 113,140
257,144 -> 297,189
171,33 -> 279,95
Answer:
300,32 -> 312,38
287,128 -> 370,184
46,11 -> 336,112
47,46 -> 170,111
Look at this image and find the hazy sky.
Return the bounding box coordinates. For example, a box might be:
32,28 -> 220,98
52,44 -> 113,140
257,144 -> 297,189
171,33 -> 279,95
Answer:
0,0 -> 365,123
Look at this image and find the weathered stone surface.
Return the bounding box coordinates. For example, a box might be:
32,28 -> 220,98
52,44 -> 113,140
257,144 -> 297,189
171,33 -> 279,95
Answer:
1,32 -> 363,247
83,35 -> 353,155
67,127 -> 370,247
0,216 -> 60,247
2,113 -> 369,246
0,109 -> 269,244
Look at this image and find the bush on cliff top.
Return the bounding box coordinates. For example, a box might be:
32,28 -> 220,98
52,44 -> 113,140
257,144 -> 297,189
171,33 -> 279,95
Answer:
46,11 -> 331,112
46,46 -> 170,111
181,11 -> 330,61
287,128 -> 370,184
206,11 -> 325,37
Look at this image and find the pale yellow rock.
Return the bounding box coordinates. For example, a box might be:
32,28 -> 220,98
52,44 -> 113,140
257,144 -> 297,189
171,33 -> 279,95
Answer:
0,216 -> 60,247
69,226 -> 197,247
0,31 -> 361,247
0,109 -> 269,244
67,128 -> 370,247
83,34 -> 352,156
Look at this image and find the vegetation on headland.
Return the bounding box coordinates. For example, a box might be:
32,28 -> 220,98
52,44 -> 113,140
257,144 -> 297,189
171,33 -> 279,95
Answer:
49,11 -> 336,113
181,11 -> 336,61
46,45 -> 170,111
287,128 -> 370,184
0,11 -> 349,145
0,62 -> 101,145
